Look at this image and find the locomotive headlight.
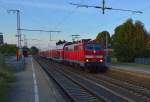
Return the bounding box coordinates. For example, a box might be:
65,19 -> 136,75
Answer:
99,59 -> 103,63
86,59 -> 89,62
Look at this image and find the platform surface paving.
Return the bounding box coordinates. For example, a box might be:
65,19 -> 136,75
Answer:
9,56 -> 66,102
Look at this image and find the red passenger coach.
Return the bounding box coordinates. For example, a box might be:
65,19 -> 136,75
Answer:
50,44 -> 64,61
39,39 -> 108,72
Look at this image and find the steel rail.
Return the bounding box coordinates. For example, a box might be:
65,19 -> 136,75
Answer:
35,57 -> 103,102
53,60 -> 150,102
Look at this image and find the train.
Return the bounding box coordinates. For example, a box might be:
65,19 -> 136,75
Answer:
39,39 -> 108,72
23,47 -> 29,57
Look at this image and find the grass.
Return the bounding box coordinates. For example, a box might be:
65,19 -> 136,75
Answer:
111,58 -> 150,68
106,68 -> 150,88
111,62 -> 150,68
0,80 -> 8,102
0,64 -> 15,102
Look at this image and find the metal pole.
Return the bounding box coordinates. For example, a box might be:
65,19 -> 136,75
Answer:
102,0 -> 105,14
50,32 -> 51,41
7,9 -> 22,60
106,33 -> 108,66
0,32 -> 3,45
49,32 -> 51,58
17,10 -> 21,48
24,34 -> 27,47
16,10 -> 22,60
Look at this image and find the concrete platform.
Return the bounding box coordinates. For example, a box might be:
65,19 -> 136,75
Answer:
9,56 -> 66,102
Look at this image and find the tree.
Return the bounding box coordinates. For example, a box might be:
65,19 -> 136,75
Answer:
0,44 -> 17,55
147,33 -> 150,50
56,40 -> 67,45
112,19 -> 150,62
30,46 -> 39,55
95,31 -> 111,48
133,21 -> 149,57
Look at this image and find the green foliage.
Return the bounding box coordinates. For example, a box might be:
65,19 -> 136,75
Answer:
0,63 -> 15,102
147,36 -> 150,49
0,44 -> 17,55
30,46 -> 39,55
112,19 -> 150,62
0,80 -> 8,102
56,40 -> 67,45
95,31 -> 111,47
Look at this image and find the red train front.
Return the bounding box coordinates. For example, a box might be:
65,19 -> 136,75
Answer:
39,39 -> 108,72
63,39 -> 107,72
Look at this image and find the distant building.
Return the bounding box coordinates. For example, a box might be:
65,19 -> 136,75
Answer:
0,33 -> 4,45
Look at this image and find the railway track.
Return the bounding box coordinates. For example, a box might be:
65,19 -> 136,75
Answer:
35,57 -> 150,102
48,59 -> 150,102
36,57 -> 148,102
94,74 -> 150,100
83,73 -> 150,102
36,57 -> 103,102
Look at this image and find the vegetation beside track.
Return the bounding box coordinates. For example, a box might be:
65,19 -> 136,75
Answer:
111,62 -> 150,69
0,55 -> 15,102
106,68 -> 150,88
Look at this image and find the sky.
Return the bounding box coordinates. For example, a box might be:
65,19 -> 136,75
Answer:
0,0 -> 150,49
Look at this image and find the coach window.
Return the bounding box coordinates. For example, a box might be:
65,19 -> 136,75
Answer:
68,47 -> 71,51
65,47 -> 68,51
79,45 -> 83,51
69,46 -> 74,51
74,46 -> 78,51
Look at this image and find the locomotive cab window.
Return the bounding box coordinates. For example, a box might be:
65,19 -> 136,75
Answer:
85,44 -> 101,50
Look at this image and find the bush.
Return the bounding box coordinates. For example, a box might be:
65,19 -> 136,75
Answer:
0,63 -> 15,102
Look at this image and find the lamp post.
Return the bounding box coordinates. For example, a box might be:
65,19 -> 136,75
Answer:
7,9 -> 22,60
7,9 -> 21,48
105,33 -> 108,66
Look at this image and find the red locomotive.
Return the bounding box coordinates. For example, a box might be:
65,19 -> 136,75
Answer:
39,39 -> 108,72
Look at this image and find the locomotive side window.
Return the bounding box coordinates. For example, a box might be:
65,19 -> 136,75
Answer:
79,45 -> 83,50
68,45 -> 74,51
64,47 -> 68,51
74,46 -> 78,51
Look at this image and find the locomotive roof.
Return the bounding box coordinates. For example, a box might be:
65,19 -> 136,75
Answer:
55,39 -> 98,49
56,43 -> 66,49
64,39 -> 98,46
